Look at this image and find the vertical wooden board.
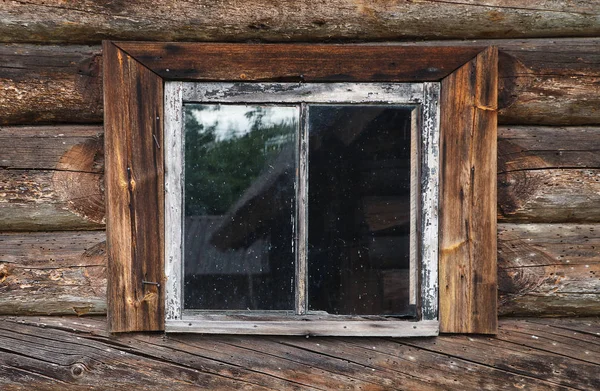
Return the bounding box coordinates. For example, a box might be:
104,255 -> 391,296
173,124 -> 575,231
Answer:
439,47 -> 498,334
103,41 -> 164,332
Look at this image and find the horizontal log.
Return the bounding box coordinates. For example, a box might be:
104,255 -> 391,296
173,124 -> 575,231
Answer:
2,38 -> 600,126
499,126 -> 600,171
498,125 -> 600,222
1,1 -> 600,44
498,223 -> 600,316
0,125 -> 103,170
0,231 -> 106,316
498,169 -> 600,223
0,125 -> 105,230
0,45 -> 102,125
2,224 -> 598,316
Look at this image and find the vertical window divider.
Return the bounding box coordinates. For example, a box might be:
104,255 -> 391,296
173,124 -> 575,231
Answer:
296,102 -> 309,315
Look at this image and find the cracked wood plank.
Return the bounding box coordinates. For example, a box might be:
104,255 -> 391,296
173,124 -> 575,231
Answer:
0,318 -> 275,391
439,47 -> 498,333
0,0 -> 599,44
400,318 -> 600,390
4,316 -> 597,390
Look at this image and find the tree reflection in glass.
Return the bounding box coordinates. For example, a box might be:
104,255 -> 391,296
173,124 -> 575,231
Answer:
183,104 -> 298,311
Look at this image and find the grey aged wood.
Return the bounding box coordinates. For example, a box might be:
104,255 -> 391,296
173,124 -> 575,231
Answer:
0,316 -> 598,390
3,38 -> 600,126
103,42 -> 164,332
439,47 -> 498,334
1,1 -> 599,44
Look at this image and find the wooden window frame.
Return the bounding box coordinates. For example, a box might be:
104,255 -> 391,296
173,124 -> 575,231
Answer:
163,82 -> 440,336
103,42 -> 498,334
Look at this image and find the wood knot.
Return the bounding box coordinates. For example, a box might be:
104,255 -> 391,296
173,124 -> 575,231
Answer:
52,136 -> 105,225
70,363 -> 86,378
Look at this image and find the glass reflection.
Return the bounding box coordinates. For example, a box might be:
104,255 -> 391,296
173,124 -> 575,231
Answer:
308,105 -> 416,316
184,104 -> 297,311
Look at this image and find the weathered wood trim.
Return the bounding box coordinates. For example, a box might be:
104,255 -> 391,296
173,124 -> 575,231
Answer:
166,82 -> 439,334
181,82 -> 425,103
167,319 -> 439,337
420,82 -> 441,320
116,42 -> 484,82
105,43 -> 499,333
439,47 -> 498,334
103,41 -> 164,332
164,82 -> 184,322
2,1 -> 600,44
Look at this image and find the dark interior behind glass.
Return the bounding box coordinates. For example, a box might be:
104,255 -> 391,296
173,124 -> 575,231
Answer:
308,105 -> 416,316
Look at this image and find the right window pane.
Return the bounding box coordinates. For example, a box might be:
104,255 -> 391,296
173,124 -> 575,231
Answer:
308,105 -> 417,316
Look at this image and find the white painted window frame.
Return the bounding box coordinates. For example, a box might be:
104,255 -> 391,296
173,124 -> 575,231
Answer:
164,82 -> 440,337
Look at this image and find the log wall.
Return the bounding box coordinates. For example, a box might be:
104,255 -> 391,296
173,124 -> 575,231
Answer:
1,2 -> 600,319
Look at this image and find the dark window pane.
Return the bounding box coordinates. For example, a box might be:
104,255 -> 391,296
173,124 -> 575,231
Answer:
184,104 -> 297,310
308,105 -> 416,316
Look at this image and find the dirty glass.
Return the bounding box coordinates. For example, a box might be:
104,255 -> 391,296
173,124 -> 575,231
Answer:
307,105 -> 416,316
183,104 -> 297,310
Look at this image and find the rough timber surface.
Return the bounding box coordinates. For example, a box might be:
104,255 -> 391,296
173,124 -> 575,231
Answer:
2,38 -> 600,126
0,1 -> 599,44
0,316 -> 598,390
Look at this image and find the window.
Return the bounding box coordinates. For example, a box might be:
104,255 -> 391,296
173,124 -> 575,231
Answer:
103,42 -> 497,335
164,82 -> 440,336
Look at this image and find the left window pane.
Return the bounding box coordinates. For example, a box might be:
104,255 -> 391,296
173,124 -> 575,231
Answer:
183,104 -> 298,311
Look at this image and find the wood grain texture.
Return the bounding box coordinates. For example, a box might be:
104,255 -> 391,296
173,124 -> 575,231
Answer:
0,169 -> 104,231
0,316 -> 598,390
3,38 -> 600,126
117,42 -> 484,82
103,42 -> 164,332
498,224 -> 600,316
499,126 -> 600,172
0,1 -> 599,44
0,44 -> 102,125
498,169 -> 600,222
439,47 -> 498,334
0,125 -> 105,231
0,231 -> 106,316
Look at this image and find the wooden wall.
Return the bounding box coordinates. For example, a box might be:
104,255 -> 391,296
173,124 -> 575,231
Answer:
1,1 -> 599,318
